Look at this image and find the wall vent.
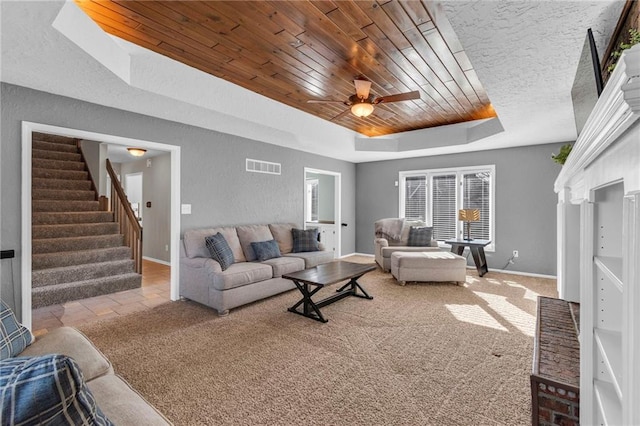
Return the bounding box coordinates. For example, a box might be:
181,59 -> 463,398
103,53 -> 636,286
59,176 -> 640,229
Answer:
246,158 -> 281,175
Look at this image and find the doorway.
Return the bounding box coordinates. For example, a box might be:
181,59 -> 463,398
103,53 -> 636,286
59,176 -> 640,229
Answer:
303,168 -> 341,258
125,172 -> 143,224
21,121 -> 181,329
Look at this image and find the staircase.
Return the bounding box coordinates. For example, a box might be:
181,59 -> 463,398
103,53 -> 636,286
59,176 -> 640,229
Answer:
31,132 -> 142,308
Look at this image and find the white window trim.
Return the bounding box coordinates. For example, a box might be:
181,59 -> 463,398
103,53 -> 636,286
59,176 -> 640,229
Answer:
399,165 -> 496,252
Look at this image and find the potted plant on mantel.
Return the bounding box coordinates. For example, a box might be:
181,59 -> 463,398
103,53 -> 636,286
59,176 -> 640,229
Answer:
552,143 -> 573,165
607,28 -> 640,73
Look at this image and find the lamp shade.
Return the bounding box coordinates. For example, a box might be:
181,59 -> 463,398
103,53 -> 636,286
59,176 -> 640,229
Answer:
458,209 -> 480,222
127,148 -> 147,157
350,102 -> 374,118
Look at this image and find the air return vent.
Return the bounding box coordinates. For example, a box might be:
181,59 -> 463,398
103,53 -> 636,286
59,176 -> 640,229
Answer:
246,158 -> 281,175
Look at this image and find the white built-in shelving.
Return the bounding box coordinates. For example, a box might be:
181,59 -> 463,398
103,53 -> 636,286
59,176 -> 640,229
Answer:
555,44 -> 640,425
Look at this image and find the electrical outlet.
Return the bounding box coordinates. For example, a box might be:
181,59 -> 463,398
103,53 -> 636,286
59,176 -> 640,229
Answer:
165,245 -> 169,252
513,250 -> 519,258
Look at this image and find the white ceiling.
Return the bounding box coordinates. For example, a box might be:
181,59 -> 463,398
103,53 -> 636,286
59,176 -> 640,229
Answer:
0,1 -> 625,163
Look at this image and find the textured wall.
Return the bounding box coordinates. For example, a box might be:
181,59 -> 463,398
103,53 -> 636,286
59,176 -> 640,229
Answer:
0,83 -> 356,317
355,143 -> 566,275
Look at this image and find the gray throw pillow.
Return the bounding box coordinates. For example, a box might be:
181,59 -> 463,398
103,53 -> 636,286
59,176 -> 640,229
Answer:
407,226 -> 433,246
205,233 -> 235,271
291,228 -> 319,253
250,239 -> 281,262
0,300 -> 33,360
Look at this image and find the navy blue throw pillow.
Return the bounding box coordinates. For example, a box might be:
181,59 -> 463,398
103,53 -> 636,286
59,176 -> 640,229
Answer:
408,226 -> 433,246
205,233 -> 235,271
251,239 -> 282,262
291,228 -> 319,253
0,354 -> 113,425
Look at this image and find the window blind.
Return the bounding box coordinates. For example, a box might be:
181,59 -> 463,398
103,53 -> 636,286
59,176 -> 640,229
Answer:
463,172 -> 491,240
432,174 -> 457,240
404,176 -> 426,220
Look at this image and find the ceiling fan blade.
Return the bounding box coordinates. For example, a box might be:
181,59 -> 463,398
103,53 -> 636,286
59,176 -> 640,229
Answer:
373,107 -> 394,120
307,99 -> 344,104
354,79 -> 372,99
330,108 -> 352,121
374,90 -> 420,104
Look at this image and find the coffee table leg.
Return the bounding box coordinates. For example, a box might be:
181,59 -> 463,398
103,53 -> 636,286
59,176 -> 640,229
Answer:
336,274 -> 373,300
288,280 -> 327,323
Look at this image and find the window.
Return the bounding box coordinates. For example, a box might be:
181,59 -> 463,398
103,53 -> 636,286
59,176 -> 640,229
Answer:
399,166 -> 495,249
305,179 -> 319,222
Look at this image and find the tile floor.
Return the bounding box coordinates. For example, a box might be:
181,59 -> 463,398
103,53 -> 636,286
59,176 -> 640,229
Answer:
31,259 -> 171,336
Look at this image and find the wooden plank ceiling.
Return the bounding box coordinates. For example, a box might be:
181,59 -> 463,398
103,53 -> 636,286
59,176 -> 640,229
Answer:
75,0 -> 496,137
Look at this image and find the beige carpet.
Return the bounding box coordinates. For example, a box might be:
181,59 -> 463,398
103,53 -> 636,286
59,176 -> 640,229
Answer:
79,257 -> 557,425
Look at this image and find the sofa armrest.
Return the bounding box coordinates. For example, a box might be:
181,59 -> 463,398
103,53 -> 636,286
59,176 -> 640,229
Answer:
181,257 -> 223,275
374,238 -> 389,248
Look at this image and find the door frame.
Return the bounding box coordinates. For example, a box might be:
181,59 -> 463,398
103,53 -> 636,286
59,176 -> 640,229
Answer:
303,167 -> 341,258
21,121 -> 181,329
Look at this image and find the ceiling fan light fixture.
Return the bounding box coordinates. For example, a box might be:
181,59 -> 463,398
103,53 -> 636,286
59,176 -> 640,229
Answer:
127,147 -> 147,157
351,102 -> 374,118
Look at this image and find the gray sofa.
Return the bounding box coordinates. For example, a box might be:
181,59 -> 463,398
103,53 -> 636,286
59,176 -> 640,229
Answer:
374,218 -> 440,272
16,326 -> 170,424
180,223 -> 334,315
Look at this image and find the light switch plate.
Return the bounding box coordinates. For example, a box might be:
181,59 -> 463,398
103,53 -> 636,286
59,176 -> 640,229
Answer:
181,204 -> 192,214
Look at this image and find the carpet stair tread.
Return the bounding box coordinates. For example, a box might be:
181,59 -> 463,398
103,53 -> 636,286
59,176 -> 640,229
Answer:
33,132 -> 78,145
32,140 -> 79,153
32,188 -> 96,201
32,273 -> 142,308
32,247 -> 133,270
32,260 -> 136,288
33,200 -> 100,212
32,234 -> 124,254
32,168 -> 88,181
32,148 -> 82,162
33,178 -> 92,191
33,158 -> 86,171
33,222 -> 119,239
33,212 -> 114,225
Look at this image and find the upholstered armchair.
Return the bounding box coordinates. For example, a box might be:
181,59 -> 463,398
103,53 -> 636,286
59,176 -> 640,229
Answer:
374,218 -> 440,272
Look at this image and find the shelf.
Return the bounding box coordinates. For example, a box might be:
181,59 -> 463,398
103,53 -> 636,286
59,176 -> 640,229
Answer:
594,256 -> 623,292
594,328 -> 623,399
594,379 -> 622,426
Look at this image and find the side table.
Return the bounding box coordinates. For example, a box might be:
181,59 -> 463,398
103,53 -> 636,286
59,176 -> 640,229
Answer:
444,239 -> 491,277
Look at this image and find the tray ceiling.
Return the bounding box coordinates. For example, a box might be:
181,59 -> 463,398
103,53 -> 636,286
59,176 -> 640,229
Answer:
76,0 -> 496,137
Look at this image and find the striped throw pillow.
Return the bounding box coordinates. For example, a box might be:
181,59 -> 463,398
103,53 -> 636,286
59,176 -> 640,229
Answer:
408,226 -> 433,246
291,228 -> 319,253
0,354 -> 113,425
205,233 -> 235,271
0,300 -> 33,360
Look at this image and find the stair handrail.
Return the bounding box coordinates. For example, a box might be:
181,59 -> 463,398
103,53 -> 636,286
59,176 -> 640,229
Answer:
106,159 -> 143,274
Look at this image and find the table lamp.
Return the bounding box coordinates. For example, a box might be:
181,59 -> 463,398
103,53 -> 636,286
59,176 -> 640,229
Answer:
459,209 -> 480,241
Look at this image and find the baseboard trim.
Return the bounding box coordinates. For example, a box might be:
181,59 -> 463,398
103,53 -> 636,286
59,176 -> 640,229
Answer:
340,252 -> 374,258
486,267 -> 556,279
143,256 -> 171,266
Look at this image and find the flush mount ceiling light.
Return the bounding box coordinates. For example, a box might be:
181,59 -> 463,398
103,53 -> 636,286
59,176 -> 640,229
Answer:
127,148 -> 147,157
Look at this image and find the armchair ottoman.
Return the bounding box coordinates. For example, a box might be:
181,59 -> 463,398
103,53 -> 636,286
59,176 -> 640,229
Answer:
391,251 -> 466,285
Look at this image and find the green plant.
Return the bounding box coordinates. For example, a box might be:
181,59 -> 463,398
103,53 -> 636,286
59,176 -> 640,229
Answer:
607,28 -> 640,72
552,143 -> 573,165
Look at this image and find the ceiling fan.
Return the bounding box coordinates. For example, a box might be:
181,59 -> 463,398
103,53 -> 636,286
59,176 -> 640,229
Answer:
307,79 -> 420,119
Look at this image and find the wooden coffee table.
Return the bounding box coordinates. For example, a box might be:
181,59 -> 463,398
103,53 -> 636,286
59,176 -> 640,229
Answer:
283,261 -> 376,323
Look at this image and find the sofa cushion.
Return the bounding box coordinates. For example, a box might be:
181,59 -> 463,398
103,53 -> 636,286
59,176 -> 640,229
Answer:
385,220 -> 426,246
0,354 -> 113,426
381,246 -> 442,259
20,327 -> 112,381
237,225 -> 274,261
211,262 -> 273,291
408,226 -> 433,246
261,256 -> 305,277
251,239 -> 281,262
291,228 -> 319,252
205,233 -> 235,271
183,227 -> 246,262
284,251 -> 334,268
87,374 -> 170,425
0,300 -> 33,360
268,223 -> 297,254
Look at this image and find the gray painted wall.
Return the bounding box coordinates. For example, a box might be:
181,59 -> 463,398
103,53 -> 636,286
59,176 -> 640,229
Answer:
120,154 -> 172,263
355,143 -> 566,275
0,83 -> 356,318
79,140 -> 100,187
